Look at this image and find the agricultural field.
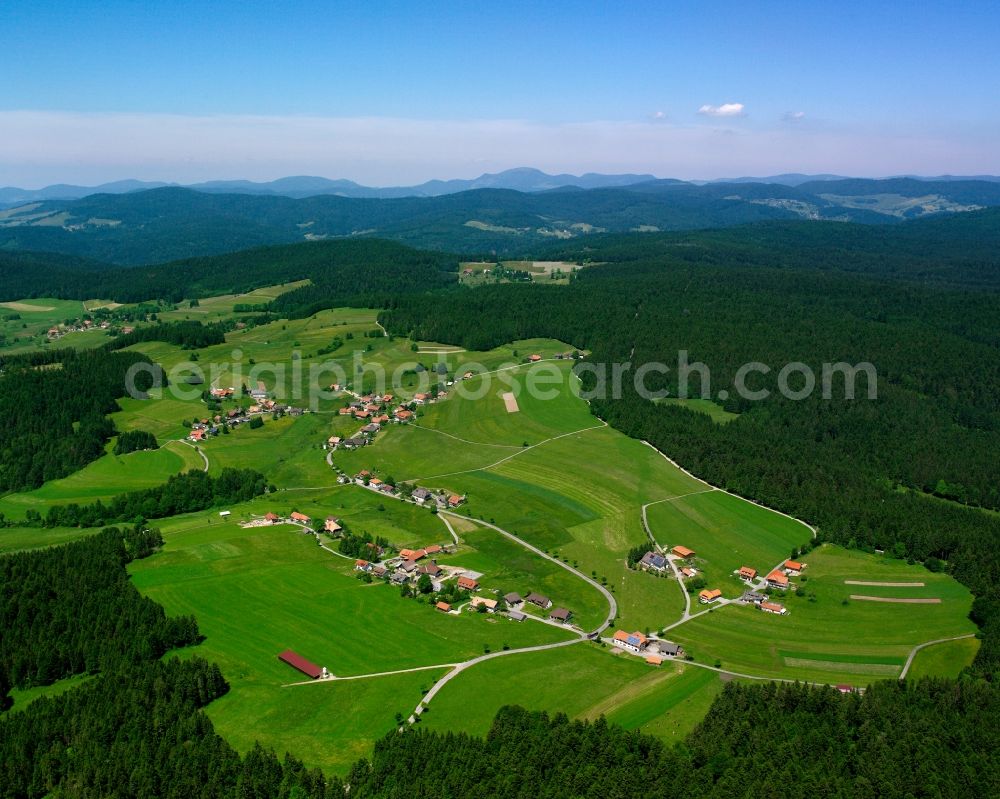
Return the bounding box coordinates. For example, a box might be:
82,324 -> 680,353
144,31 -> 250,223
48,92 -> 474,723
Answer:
129,505 -> 575,773
4,290 -> 981,776
669,544 -> 978,686
157,280 -> 310,323
421,643 -> 725,742
656,397 -> 740,424
644,489 -> 812,598
0,297 -> 90,353
906,636 -> 980,680
436,523 -> 608,630
0,439 -> 204,519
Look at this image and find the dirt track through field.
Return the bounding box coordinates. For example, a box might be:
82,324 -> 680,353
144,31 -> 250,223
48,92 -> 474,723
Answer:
850,595 -> 941,604
501,391 -> 519,413
844,580 -> 925,587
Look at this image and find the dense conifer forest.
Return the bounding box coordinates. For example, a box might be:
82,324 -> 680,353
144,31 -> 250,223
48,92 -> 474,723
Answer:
36,468 -> 270,528
0,348 -> 162,492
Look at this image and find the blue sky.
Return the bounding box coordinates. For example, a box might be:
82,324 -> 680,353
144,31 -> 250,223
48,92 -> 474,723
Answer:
2,1 -> 998,185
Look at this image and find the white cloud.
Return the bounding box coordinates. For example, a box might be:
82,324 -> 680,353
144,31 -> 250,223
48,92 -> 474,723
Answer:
0,110 -> 993,186
698,103 -> 746,118
783,111 -> 806,122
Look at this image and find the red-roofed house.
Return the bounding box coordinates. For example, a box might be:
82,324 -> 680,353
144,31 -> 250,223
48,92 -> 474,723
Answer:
290,512 -> 311,524
355,559 -> 371,571
784,560 -> 803,575
739,566 -> 758,581
399,548 -> 426,561
671,545 -> 695,559
766,570 -> 789,589
457,575 -> 479,591
264,512 -> 280,523
436,601 -> 452,613
760,601 -> 787,615
612,630 -> 648,653
699,588 -> 723,604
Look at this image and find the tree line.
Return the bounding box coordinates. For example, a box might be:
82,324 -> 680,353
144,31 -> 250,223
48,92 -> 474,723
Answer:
36,468 -> 270,529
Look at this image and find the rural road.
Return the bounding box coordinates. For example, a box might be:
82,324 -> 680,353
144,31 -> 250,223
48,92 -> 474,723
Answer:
179,439 -> 210,472
441,510 -> 618,634
410,637 -> 585,722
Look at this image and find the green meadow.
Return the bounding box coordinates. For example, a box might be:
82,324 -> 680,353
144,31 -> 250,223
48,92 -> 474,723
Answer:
130,508 -> 575,773
0,440 -> 204,519
657,397 -> 740,424
669,544 -> 978,686
421,643 -> 724,743
0,297 -> 89,353
437,523 -> 609,630
907,636 -> 981,680
2,283 -> 982,773
645,489 -> 812,597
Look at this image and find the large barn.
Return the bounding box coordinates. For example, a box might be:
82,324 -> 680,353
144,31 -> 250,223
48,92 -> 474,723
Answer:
277,649 -> 323,679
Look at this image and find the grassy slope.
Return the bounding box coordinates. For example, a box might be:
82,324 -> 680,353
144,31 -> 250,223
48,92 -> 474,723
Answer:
128,503 -> 575,774
669,544 -> 977,685
0,440 -> 204,518
645,489 -> 812,598
421,644 -> 724,742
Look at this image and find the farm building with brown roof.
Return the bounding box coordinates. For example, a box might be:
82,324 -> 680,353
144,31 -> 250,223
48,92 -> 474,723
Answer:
277,650 -> 322,679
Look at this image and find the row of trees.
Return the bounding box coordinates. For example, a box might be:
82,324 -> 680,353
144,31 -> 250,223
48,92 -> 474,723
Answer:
38,468 -> 270,528
343,683 -> 1000,798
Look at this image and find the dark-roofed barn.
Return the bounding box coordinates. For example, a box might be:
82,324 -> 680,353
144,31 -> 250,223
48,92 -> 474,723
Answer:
278,649 -> 322,679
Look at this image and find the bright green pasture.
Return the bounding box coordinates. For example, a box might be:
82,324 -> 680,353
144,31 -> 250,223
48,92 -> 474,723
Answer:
669,544 -> 977,686
439,427 -> 703,631
0,297 -> 87,353
130,513 -> 573,773
157,281 -> 310,323
112,396 -> 205,442
0,525 -> 99,554
645,489 -> 812,597
197,414 -> 333,486
210,667 -> 447,774
906,636 -> 980,680
2,673 -> 96,716
657,398 -> 740,424
437,524 -> 608,630
421,643 -> 723,743
0,440 -> 204,519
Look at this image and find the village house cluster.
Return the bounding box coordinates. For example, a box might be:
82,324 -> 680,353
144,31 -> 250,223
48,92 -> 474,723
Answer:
638,543 -> 804,618
610,629 -> 684,666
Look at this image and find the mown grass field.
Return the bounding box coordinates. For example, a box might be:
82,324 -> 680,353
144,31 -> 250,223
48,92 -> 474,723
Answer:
157,281 -> 310,323
437,523 -> 608,630
0,440 -> 204,519
0,297 -> 92,354
656,397 -> 740,424
907,636 -> 980,680
645,489 -> 812,598
421,643 -> 724,742
669,544 -> 978,685
129,508 -> 575,773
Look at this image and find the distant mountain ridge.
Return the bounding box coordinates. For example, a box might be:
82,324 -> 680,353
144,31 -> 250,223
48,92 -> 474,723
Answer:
2,177 -> 999,264
5,168 -> 998,206
0,168 -> 660,205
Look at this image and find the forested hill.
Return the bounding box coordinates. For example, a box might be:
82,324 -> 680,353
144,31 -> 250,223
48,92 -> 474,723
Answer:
544,207 -> 1000,290
2,176 -> 999,263
0,238 -> 459,305
379,255 -> 1000,677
